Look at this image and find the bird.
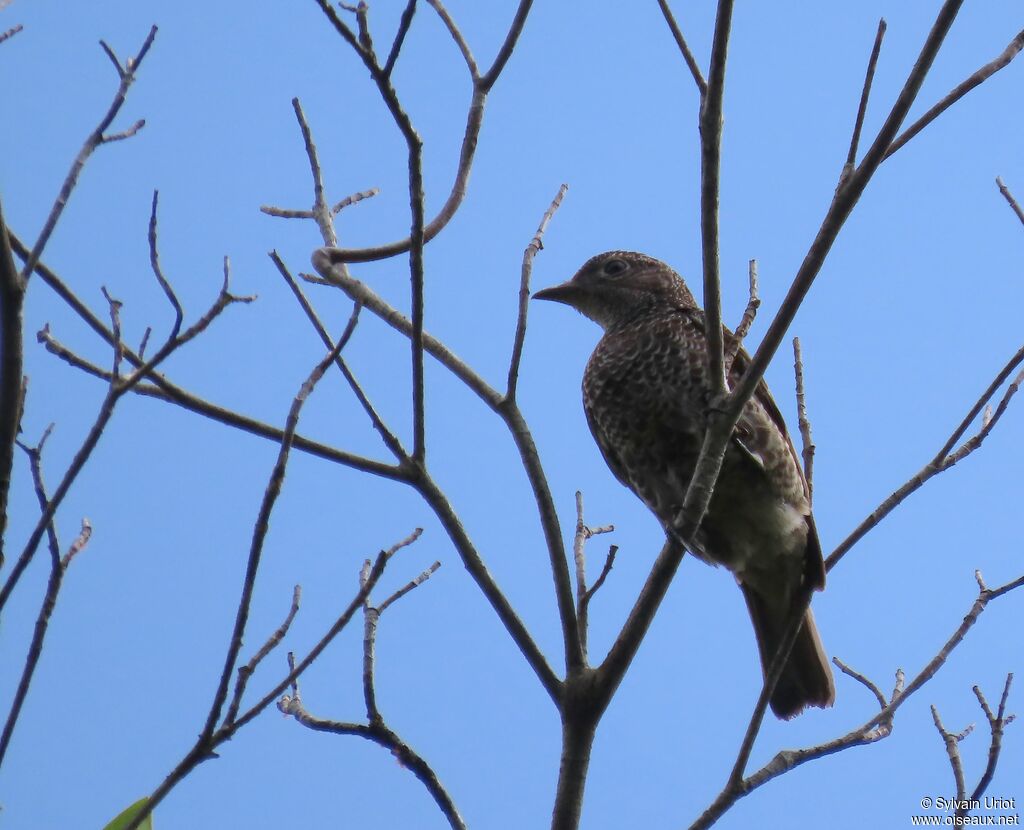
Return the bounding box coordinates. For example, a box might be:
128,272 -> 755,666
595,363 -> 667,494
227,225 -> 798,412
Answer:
533,250 -> 835,719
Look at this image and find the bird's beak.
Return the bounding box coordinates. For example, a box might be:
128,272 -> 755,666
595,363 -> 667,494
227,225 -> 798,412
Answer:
532,281 -> 581,306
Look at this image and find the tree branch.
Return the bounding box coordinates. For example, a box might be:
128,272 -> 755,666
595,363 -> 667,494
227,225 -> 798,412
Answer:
201,313 -> 358,740
507,184 -> 568,401
0,197 -> 24,570
884,28 -> 1024,162
698,0 -> 736,398
656,0 -> 707,96
20,26 -> 156,285
845,19 -> 887,171
828,341 -> 1024,572
688,571 -> 1024,830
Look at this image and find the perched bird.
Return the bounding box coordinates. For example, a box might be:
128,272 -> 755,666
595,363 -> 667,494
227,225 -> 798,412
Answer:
534,251 -> 835,719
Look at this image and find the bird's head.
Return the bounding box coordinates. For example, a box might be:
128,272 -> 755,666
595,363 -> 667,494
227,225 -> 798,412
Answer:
532,251 -> 696,330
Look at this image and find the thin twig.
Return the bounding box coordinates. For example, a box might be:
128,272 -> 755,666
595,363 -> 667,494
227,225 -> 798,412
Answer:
224,585 -> 302,726
61,518 -> 92,570
101,120 -> 146,143
0,24 -> 23,45
580,546 -> 617,614
722,258 -> 760,374
884,28 -> 1024,161
726,583 -> 815,788
361,560 -> 381,721
506,183 -> 568,401
312,0 -> 532,264
792,336 -> 815,499
967,674 -> 1015,807
148,191 -> 183,342
698,0 -> 736,398
932,704 -> 971,801
124,549 -> 395,830
270,252 -> 408,460
480,0 -> 533,92
846,20 -> 887,171
425,0 -> 478,79
996,177 -> 1024,227
311,257 -> 573,692
0,437 -> 90,769
20,26 -> 157,285
0,197 -> 25,569
688,571 -> 1024,830
833,656 -> 887,710
656,0 -> 707,96
200,320 -> 358,742
384,0 -> 417,78
828,342 -> 1024,572
308,264 -> 503,408
294,98 -> 335,246
280,692 -> 465,830
333,188 -> 380,215
13,241 -> 401,481
377,560 -> 441,613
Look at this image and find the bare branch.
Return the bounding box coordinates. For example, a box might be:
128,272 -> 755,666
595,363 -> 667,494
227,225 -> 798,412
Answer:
656,0 -> 707,96
98,40 -> 124,76
280,687 -> 466,830
224,585 -> 302,726
308,263 -> 503,409
507,183 -> 568,401
293,98 -> 334,246
698,0 -> 737,399
0,437 -> 89,769
833,656 -> 887,710
377,560 -> 441,613
100,119 -> 146,143
313,1 -> 533,265
580,546 -> 617,616
20,26 -> 157,285
727,0 -> 968,430
60,518 -> 92,570
722,258 -> 760,374
125,549 -> 394,830
571,491 -> 615,661
425,0 -> 478,79
0,197 -> 25,568
308,259 -> 573,689
968,674 -> 1016,805
384,0 -> 417,78
931,704 -> 971,801
725,584 -> 815,789
792,336 -> 815,499
480,0 -> 533,92
412,473 -> 562,702
0,23 -> 23,45
332,188 -> 380,215
845,19 -> 887,171
828,342 -> 1024,572
200,317 -> 360,742
688,572 -> 1024,830
270,252 -> 408,460
884,28 -> 1024,161
996,177 -> 1024,227
148,191 -> 183,342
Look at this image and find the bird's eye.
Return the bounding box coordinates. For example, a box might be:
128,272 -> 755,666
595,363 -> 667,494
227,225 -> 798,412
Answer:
602,258 -> 628,277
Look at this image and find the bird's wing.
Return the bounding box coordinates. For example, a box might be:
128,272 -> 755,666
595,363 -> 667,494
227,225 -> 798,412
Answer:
677,306 -> 826,589
583,392 -> 631,488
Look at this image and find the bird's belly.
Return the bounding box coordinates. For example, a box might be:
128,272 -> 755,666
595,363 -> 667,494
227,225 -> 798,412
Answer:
699,464 -> 809,591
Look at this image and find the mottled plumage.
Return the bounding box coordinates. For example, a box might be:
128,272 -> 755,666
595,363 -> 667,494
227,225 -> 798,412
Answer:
534,251 -> 835,718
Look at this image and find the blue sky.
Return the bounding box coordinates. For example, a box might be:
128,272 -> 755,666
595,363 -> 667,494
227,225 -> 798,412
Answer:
2,2 -> 1022,828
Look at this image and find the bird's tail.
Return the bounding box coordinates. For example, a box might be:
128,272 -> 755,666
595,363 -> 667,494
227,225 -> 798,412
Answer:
740,583 -> 836,719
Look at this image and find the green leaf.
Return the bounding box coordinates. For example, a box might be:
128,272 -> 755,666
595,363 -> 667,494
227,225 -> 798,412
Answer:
101,797 -> 153,830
